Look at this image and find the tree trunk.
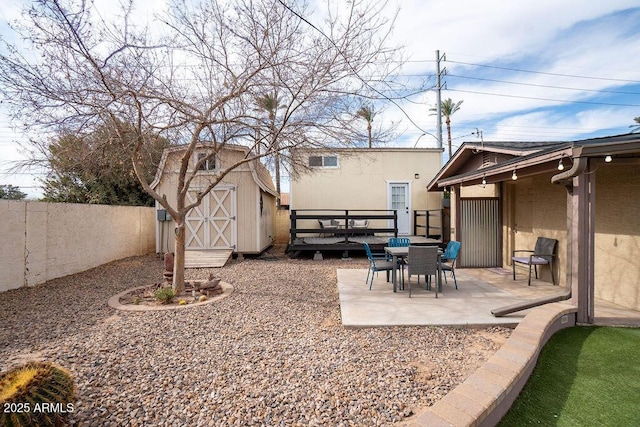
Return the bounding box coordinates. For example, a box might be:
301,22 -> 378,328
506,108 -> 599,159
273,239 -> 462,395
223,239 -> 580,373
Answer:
275,152 -> 281,208
367,123 -> 372,148
173,222 -> 186,295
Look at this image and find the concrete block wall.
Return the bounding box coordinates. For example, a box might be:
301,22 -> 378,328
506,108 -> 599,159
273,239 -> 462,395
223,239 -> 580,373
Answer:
0,200 -> 155,293
274,209 -> 291,244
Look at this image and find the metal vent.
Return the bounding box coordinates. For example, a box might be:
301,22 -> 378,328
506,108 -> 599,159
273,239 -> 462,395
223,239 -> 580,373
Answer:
482,152 -> 493,168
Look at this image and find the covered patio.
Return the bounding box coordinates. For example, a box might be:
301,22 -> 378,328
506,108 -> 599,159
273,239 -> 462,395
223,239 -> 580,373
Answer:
426,133 -> 640,325
338,267 -> 640,328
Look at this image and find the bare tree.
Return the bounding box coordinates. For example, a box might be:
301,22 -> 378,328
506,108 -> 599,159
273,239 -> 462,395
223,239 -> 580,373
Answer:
0,0 -> 402,293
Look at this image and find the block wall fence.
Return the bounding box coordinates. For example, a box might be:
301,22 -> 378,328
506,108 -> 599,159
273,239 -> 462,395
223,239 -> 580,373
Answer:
0,200 -> 155,293
274,209 -> 291,245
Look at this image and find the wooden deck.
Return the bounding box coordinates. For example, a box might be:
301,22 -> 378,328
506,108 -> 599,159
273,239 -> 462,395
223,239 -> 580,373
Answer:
286,209 -> 445,257
287,235 -> 442,257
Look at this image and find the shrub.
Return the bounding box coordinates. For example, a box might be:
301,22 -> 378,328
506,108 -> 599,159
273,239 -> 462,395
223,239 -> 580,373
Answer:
154,287 -> 175,304
0,361 -> 75,427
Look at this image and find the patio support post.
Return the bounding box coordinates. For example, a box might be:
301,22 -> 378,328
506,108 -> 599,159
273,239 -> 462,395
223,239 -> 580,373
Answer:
568,164 -> 595,323
453,184 -> 461,244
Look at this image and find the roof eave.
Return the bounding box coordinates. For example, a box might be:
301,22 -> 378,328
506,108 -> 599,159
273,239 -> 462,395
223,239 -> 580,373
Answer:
429,147 -> 575,189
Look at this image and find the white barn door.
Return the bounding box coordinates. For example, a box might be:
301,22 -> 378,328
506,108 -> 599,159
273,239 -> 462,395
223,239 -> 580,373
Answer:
185,186 -> 237,250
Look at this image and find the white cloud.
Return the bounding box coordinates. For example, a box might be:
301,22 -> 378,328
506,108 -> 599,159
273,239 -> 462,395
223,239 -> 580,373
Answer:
382,1 -> 640,144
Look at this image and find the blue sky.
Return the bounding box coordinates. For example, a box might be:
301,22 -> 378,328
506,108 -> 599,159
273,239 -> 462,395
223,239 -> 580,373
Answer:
386,1 -> 640,152
1,0 -> 639,196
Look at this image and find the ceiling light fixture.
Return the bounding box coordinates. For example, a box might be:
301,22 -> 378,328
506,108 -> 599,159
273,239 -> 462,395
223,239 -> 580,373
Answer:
481,176 -> 487,188
557,158 -> 565,171
512,169 -> 518,180
604,155 -> 612,163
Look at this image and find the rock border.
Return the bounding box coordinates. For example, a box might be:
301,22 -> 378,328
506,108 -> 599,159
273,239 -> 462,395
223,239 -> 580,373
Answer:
107,282 -> 234,312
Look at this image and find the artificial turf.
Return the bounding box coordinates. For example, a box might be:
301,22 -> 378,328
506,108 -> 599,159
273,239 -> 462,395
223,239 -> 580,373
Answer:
498,326 -> 640,426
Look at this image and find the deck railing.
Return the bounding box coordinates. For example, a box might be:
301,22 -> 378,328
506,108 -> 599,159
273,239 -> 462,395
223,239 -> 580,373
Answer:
413,209 -> 445,240
290,209 -> 398,244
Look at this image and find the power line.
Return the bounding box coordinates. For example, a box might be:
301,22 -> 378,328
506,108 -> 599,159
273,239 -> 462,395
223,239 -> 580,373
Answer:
446,88 -> 640,107
445,60 -> 640,84
274,0 -> 435,137
447,74 -> 640,96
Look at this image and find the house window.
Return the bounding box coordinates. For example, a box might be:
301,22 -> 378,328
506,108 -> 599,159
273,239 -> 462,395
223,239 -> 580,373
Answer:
309,155 -> 338,168
197,152 -> 217,171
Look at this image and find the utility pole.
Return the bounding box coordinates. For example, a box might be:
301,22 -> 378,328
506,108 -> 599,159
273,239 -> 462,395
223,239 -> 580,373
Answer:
435,50 -> 444,151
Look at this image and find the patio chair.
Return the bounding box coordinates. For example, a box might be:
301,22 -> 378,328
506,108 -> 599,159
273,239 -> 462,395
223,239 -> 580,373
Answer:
349,219 -> 370,235
318,219 -> 338,237
512,237 -> 557,286
439,241 -> 461,289
363,242 -> 395,290
405,246 -> 439,298
388,237 -> 411,247
388,237 -> 411,287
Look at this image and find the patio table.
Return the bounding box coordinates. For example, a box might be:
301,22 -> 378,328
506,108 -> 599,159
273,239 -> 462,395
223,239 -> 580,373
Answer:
384,246 -> 443,296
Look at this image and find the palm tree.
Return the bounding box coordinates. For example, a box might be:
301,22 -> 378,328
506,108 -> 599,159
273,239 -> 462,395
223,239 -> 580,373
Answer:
257,92 -> 283,206
631,117 -> 640,133
356,105 -> 376,148
431,98 -> 463,158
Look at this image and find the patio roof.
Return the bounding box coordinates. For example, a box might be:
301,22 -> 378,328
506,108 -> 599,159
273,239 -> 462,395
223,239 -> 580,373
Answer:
427,133 -> 640,191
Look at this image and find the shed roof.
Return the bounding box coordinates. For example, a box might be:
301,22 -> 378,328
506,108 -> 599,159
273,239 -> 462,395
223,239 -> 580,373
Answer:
150,143 -> 277,197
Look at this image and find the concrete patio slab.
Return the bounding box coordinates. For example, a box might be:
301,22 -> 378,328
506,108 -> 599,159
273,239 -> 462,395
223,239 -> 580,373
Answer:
338,268 -> 566,328
338,267 -> 640,328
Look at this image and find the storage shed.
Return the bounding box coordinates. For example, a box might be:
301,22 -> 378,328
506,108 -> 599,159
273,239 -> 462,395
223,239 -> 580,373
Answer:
151,144 -> 277,265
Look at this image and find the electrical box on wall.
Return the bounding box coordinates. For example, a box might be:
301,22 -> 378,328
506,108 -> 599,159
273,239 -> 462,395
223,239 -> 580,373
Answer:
157,209 -> 172,221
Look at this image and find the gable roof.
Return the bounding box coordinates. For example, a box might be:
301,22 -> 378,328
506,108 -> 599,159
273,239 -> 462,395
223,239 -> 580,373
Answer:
150,143 -> 277,197
428,133 -> 640,191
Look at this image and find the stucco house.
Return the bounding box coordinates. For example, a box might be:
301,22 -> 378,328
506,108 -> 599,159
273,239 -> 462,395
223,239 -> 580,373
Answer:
291,147 -> 443,229
287,147 -> 444,255
150,144 -> 277,264
427,133 -> 640,323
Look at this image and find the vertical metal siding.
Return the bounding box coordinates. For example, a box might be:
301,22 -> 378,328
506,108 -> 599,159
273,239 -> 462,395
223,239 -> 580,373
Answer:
460,198 -> 500,267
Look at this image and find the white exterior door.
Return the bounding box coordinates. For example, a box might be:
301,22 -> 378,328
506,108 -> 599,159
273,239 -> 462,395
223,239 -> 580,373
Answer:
186,186 -> 237,250
388,182 -> 411,235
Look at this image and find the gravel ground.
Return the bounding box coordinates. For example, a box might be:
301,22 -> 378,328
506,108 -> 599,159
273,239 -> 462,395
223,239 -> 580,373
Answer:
0,248 -> 511,426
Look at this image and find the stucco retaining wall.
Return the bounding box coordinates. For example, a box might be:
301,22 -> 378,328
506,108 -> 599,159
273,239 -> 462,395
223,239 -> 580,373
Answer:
0,200 -> 155,293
